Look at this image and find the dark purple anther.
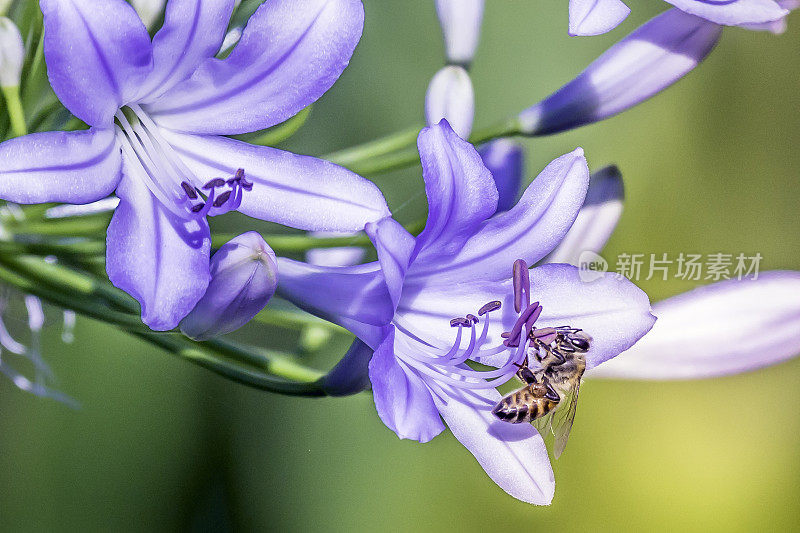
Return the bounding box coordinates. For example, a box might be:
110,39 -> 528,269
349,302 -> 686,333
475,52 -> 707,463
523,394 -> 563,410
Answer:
203,178 -> 226,189
478,300 -> 501,315
191,203 -> 205,213
503,302 -> 541,347
234,168 -> 245,180
450,317 -> 471,327
213,190 -> 232,207
181,181 -> 198,199
512,259 -> 530,313
466,314 -> 479,324
241,179 -> 253,191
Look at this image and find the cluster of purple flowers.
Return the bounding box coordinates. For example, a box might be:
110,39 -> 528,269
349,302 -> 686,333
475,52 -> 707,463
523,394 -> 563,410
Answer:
0,0 -> 797,505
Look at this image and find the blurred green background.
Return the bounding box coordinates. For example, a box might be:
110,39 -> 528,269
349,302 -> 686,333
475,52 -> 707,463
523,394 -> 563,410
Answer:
1,1 -> 799,531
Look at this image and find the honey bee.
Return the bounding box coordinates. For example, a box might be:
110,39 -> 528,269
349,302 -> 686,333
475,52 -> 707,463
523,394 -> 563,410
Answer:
492,327 -> 591,458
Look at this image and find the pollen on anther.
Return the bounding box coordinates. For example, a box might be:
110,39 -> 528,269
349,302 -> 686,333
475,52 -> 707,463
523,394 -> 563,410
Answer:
466,314 -> 479,324
181,181 -> 198,199
450,317 -> 471,327
213,190 -> 232,207
203,178 -> 226,189
190,203 -> 205,213
478,301 -> 501,315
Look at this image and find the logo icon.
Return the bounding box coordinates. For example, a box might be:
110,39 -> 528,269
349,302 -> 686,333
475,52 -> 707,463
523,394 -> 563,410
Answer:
577,251 -> 608,282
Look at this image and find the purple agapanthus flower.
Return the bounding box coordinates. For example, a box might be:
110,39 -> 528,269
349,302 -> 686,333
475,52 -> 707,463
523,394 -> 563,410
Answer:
277,120 -> 656,504
568,0 -> 791,36
0,0 -> 388,330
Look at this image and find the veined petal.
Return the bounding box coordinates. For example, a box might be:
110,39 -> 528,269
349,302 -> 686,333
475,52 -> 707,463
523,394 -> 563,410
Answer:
412,121 -> 498,266
541,165 -> 623,266
369,328 -> 445,443
161,130 -> 390,231
434,0 -> 484,65
478,139 -> 524,213
40,0 -> 153,126
138,0 -> 235,101
589,272 -> 800,380
397,264 -> 655,370
569,0 -> 631,36
665,0 -> 787,26
365,217 -> 415,310
433,385 -> 554,505
407,149 -> 588,283
275,258 -> 391,349
519,9 -> 721,136
147,0 -> 364,134
0,128 -> 122,204
106,170 -> 211,331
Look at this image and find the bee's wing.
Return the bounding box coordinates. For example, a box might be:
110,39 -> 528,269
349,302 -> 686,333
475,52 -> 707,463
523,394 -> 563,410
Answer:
532,410 -> 554,439
551,380 -> 581,459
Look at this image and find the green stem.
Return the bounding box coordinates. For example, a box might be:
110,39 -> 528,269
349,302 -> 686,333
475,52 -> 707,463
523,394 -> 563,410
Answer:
322,118 -> 523,175
324,125 -> 422,167
134,332 -> 325,396
1,86 -> 28,137
254,307 -> 346,333
0,253 -> 327,395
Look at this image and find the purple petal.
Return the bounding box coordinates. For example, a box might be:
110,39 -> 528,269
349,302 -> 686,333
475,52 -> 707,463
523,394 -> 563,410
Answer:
412,121 -> 498,265
569,0 -> 631,36
146,0 -> 364,134
425,66 -> 475,138
106,170 -> 211,331
519,9 -> 721,136
478,139 -> 524,213
275,258 -> 391,349
365,217 -> 415,309
665,0 -> 787,25
433,385 -> 554,505
161,130 -> 390,231
180,231 -> 277,340
0,128 -> 122,204
137,0 -> 235,102
589,272 -> 800,379
435,0 -> 484,65
541,165 -> 623,265
407,149 -> 588,283
740,0 -> 798,31
396,264 -> 655,370
369,328 -> 446,443
40,0 -> 153,126
321,338 -> 374,396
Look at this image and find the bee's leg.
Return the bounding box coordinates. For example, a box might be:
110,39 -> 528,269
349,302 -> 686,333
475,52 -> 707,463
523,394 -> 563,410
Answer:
517,365 -> 537,385
539,346 -> 566,367
542,377 -> 561,402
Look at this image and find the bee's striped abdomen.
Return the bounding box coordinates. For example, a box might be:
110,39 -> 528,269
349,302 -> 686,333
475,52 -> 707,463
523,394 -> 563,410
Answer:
492,387 -> 559,424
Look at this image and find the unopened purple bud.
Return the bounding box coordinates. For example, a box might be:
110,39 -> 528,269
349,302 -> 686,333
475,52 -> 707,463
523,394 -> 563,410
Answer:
180,232 -> 277,341
478,140 -> 524,213
425,66 -> 474,139
518,9 -> 722,136
435,0 -> 484,66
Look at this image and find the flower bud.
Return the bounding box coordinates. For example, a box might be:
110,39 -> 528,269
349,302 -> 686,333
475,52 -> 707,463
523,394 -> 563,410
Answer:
425,65 -> 474,139
0,17 -> 24,88
180,232 -> 277,341
478,140 -> 524,213
518,9 -> 721,136
435,0 -> 484,66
